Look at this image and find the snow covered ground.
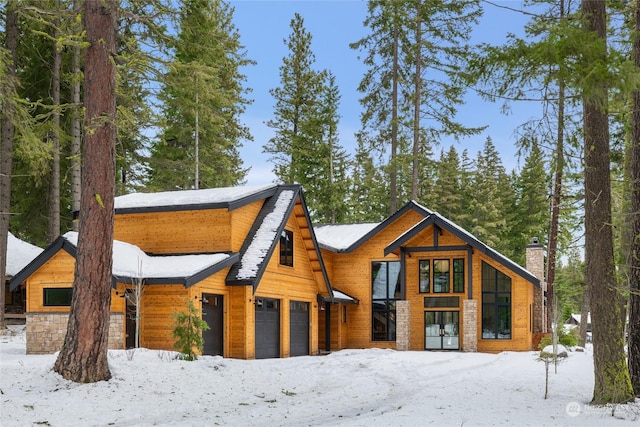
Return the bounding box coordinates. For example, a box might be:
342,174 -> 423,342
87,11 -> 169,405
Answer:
1,325 -> 638,427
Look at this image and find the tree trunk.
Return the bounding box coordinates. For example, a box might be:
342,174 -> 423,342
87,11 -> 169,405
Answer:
47,10 -> 62,244
411,6 -> 422,202
546,0 -> 566,333
578,289 -> 590,347
71,0 -> 82,232
0,1 -> 19,330
390,21 -> 399,215
628,0 -> 640,397
53,0 -> 117,383
581,0 -> 634,405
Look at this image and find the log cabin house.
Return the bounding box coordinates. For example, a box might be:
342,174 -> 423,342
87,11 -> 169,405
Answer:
10,184 -> 546,357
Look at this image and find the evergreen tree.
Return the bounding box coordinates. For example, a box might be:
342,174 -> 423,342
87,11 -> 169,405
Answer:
347,135 -> 389,223
352,0 -> 483,214
264,12 -> 323,186
302,73 -> 351,224
171,299 -> 210,361
431,146 -> 463,219
467,136 -> 511,250
509,138 -> 550,266
149,0 -> 252,190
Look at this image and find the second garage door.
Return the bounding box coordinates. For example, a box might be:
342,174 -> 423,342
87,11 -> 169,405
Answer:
255,298 -> 280,359
290,301 -> 309,357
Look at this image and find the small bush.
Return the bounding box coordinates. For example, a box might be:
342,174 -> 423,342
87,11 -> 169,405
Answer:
539,327 -> 578,350
170,299 -> 209,361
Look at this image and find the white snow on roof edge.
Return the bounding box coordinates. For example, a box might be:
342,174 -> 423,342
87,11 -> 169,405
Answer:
114,185 -> 277,210
237,190 -> 295,280
6,232 -> 43,276
62,232 -> 230,280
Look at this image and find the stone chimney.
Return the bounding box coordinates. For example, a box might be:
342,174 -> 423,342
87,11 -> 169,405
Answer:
526,237 -> 547,334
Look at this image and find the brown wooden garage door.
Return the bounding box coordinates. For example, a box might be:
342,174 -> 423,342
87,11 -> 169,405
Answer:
255,297 -> 280,359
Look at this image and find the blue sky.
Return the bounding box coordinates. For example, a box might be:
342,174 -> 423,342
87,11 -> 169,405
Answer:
230,0 -> 536,186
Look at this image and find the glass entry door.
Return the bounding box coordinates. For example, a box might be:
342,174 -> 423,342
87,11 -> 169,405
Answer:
425,311 -> 459,350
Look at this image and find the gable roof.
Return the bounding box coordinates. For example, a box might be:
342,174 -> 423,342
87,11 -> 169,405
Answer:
5,232 -> 43,277
315,202 -> 432,253
10,232 -> 238,291
225,185 -> 333,297
384,203 -> 540,287
114,185 -> 278,214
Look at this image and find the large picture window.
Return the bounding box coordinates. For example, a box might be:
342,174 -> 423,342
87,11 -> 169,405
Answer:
371,261 -> 401,341
43,287 -> 73,306
482,262 -> 511,339
280,229 -> 293,267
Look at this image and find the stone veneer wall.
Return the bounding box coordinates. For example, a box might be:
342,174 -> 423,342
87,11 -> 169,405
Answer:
462,299 -> 477,352
525,243 -> 546,334
26,312 -> 124,355
395,300 -> 410,351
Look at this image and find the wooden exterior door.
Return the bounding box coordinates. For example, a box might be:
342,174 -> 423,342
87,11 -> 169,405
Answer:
289,301 -> 309,357
202,294 -> 224,356
255,297 -> 280,359
425,311 -> 459,350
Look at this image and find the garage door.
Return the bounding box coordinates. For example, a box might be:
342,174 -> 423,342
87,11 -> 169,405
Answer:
290,301 -> 309,357
255,298 -> 280,359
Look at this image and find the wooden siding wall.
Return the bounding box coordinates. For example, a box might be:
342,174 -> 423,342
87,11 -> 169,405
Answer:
114,201 -> 264,255
230,201 -> 263,252
115,210 -> 232,254
228,285 -> 253,359
139,284 -> 188,350
26,251 -> 124,314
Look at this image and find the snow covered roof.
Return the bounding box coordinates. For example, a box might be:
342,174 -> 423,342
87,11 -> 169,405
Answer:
314,201 -> 433,253
5,232 -> 43,277
567,313 -> 591,325
314,223 -> 380,252
10,232 -> 237,291
62,232 -> 235,285
226,187 -> 301,288
236,190 -> 295,280
114,185 -> 277,213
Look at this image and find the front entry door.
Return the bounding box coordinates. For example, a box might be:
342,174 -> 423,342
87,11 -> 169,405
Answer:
202,294 -> 224,356
425,311 -> 459,350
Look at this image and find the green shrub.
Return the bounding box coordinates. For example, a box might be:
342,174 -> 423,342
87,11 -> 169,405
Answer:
170,299 -> 210,361
538,326 -> 578,350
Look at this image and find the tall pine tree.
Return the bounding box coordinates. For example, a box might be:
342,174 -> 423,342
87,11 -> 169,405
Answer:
149,0 -> 252,190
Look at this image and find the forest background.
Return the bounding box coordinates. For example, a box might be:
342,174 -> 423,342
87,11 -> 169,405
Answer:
1,0 -> 639,398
